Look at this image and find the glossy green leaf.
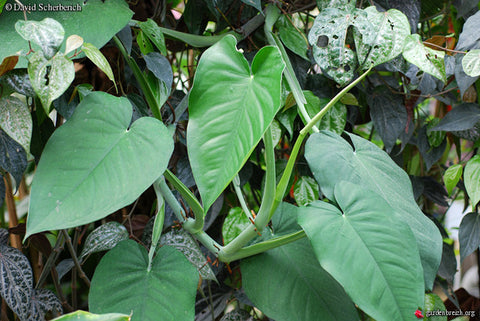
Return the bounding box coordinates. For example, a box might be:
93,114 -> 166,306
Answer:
0,69 -> 36,97
403,34 -> 446,82
160,228 -> 217,281
427,118 -> 445,148
187,35 -> 285,212
222,207 -> 251,245
462,49 -> 480,77
308,7 -> 372,85
15,18 -> 64,60
277,16 -> 308,60
424,293 -> 447,321
0,0 -> 6,13
28,52 -> 75,113
0,96 -> 32,152
0,0 -> 133,68
355,7 -> 410,69
26,92 -> 174,238
82,43 -> 116,89
465,155 -> 480,208
241,0 -> 262,13
293,176 -> 319,206
298,182 -> 424,321
299,91 -> 346,134
52,311 -> 131,321
138,19 -> 167,56
79,222 -> 129,261
304,131 -> 442,290
137,30 -> 154,55
443,164 -> 463,195
242,203 -> 359,321
89,240 -> 198,321
459,212 -> 480,263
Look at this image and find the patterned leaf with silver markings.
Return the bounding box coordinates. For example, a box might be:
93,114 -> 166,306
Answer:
161,229 -> 217,281
0,229 -> 8,246
26,288 -> 62,321
0,244 -> 33,320
80,222 -> 129,261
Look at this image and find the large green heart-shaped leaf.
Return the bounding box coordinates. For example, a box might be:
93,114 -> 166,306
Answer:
298,182 -> 424,321
89,240 -> 198,321
0,0 -> 133,67
26,92 -> 174,238
241,203 -> 359,321
355,7 -> 410,69
187,35 -> 285,212
304,131 -> 442,290
308,7 -> 372,85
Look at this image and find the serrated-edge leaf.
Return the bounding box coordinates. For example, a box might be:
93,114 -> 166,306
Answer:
403,34 -> 446,82
15,18 -> 64,60
82,43 -> 116,87
138,19 -> 167,56
459,212 -> 480,263
80,222 -> 129,260
0,96 -> 32,152
465,155 -> 480,207
28,52 -> 75,113
187,35 -> 285,212
355,7 -> 411,69
443,164 -> 463,195
0,244 -> 33,320
462,49 -> 480,77
298,182 -> 424,321
160,228 -> 217,281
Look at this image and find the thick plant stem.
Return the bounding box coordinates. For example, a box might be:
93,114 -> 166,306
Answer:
220,230 -> 306,263
157,176 -> 222,255
112,35 -> 162,121
3,175 -> 21,249
164,169 -> 204,229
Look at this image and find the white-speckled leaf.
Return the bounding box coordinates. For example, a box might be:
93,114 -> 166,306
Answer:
462,49 -> 480,77
26,288 -> 62,321
0,244 -> 33,320
308,7 -> 372,85
15,18 -> 64,60
355,7 -> 410,69
160,229 -> 217,281
0,96 -> 32,152
28,52 -> 74,113
65,35 -> 84,55
403,34 -> 446,82
80,222 -> 129,261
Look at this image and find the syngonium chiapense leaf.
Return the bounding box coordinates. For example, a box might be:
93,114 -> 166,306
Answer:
355,6 -> 410,69
89,240 -> 198,321
28,52 -> 75,113
0,244 -> 33,320
79,222 -> 129,261
15,18 -> 64,60
403,34 -> 446,82
298,182 -> 424,321
304,131 -> 442,290
187,35 -> 285,212
308,7 -> 372,86
241,202 -> 359,321
26,92 -> 174,238
0,96 -> 32,152
52,311 -> 131,321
